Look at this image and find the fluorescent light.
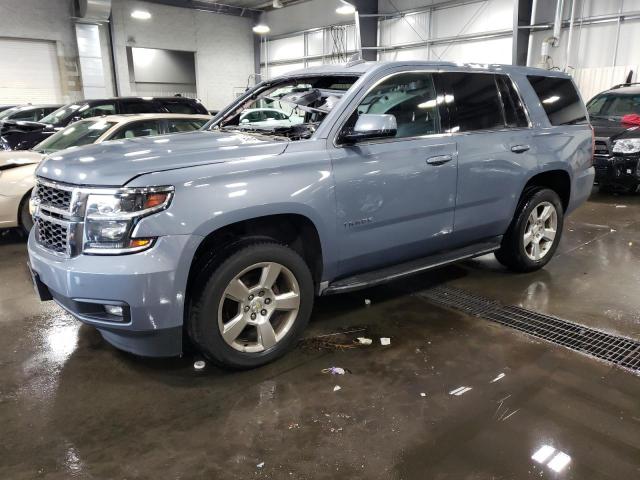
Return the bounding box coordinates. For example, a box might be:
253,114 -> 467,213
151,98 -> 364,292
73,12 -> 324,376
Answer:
547,452 -> 571,473
131,10 -> 151,20
531,445 -> 556,464
336,2 -> 356,14
252,24 -> 270,34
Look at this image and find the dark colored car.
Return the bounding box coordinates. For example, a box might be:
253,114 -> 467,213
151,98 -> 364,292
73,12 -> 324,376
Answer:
0,104 -> 60,124
588,83 -> 640,192
0,105 -> 17,113
0,97 -> 208,151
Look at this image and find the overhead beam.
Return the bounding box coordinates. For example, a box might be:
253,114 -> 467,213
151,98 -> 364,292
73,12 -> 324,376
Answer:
353,0 -> 378,61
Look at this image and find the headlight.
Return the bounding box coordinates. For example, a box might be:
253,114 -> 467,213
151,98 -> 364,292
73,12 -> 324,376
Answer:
83,186 -> 173,254
612,138 -> 640,154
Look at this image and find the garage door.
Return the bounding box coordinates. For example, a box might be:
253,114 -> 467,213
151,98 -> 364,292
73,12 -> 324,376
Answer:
0,38 -> 63,104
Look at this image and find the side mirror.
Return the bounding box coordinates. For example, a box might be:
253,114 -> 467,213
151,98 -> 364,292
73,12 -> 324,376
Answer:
340,114 -> 397,144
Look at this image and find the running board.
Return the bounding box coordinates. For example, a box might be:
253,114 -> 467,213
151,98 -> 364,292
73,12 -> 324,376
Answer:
322,238 -> 501,295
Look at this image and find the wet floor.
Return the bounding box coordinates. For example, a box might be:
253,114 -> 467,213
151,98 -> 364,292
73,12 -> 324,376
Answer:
1,187 -> 639,479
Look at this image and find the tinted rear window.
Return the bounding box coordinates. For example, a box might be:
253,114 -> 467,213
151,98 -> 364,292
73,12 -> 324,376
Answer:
161,100 -> 201,114
497,75 -> 529,128
438,72 -> 504,132
527,75 -> 587,125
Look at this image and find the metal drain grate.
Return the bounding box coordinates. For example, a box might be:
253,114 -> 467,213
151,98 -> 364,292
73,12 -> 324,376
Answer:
418,286 -> 640,372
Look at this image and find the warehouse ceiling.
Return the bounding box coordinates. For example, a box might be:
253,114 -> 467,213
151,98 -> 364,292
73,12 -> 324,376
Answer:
142,0 -> 309,15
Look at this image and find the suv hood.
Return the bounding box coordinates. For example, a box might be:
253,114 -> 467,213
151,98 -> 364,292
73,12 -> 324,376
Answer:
591,117 -> 640,141
36,130 -> 289,186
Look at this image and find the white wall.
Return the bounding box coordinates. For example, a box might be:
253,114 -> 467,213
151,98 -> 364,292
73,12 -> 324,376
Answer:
528,0 -> 640,100
0,0 -> 82,103
110,0 -> 255,109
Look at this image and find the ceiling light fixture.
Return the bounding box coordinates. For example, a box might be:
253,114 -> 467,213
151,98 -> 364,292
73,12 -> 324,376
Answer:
131,10 -> 151,20
336,1 -> 356,15
252,12 -> 270,34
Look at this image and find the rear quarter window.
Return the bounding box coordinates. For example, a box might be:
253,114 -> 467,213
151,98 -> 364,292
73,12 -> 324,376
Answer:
527,75 -> 587,125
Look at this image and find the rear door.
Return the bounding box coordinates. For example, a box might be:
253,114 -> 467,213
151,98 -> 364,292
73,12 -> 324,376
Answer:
330,70 -> 458,276
436,72 -> 536,244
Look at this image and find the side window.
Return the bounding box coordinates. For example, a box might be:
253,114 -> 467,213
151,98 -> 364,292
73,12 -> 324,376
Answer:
120,100 -> 161,114
496,75 -> 529,128
12,109 -> 37,121
166,119 -> 206,133
110,120 -> 161,140
242,111 -> 263,123
355,72 -> 441,139
160,101 -> 198,114
78,103 -> 116,119
438,72 -> 504,132
527,75 -> 588,125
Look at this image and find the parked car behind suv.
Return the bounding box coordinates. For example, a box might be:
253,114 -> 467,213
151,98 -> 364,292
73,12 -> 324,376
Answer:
587,83 -> 640,192
0,113 -> 209,233
28,61 -> 594,369
1,96 -> 208,151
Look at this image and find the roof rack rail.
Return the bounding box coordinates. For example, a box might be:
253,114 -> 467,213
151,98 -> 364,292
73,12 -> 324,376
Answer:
611,82 -> 640,89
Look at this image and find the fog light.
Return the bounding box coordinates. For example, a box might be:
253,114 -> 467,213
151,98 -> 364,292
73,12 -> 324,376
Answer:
105,305 -> 123,317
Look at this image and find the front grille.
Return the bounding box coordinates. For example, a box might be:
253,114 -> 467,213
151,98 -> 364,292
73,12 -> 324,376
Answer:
35,182 -> 72,211
594,140 -> 610,156
418,286 -> 640,373
35,216 -> 69,254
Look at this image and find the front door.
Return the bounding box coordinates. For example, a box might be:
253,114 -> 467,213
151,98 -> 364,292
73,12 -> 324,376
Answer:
330,71 -> 458,276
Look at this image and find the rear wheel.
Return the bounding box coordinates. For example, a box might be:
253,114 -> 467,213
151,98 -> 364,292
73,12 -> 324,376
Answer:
188,243 -> 314,369
495,188 -> 564,272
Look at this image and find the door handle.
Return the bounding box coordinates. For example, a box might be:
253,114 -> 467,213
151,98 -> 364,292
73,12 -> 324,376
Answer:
426,154 -> 453,166
511,144 -> 530,154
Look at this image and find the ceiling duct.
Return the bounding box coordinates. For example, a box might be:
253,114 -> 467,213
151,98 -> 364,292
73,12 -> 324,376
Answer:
77,0 -> 112,21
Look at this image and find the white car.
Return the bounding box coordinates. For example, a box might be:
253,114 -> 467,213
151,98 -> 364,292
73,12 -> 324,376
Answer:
239,108 -> 303,128
0,113 -> 209,232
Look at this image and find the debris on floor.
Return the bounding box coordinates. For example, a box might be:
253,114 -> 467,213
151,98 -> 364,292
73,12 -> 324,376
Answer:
364,298 -> 371,306
356,337 -> 372,345
322,366 -> 348,375
193,360 -> 206,371
380,337 -> 391,346
420,392 -> 427,397
615,204 -> 627,208
257,462 -> 265,469
333,385 -> 342,392
490,372 -> 506,383
298,327 -> 370,351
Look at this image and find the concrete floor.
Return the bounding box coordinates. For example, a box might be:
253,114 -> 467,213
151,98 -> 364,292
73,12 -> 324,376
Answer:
1,187 -> 639,479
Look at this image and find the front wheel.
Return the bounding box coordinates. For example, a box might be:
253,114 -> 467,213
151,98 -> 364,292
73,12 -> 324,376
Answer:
495,188 -> 564,272
188,243 -> 314,369
19,193 -> 34,234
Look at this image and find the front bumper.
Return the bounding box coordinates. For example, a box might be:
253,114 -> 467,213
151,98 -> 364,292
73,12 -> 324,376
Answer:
593,154 -> 640,189
27,232 -> 202,357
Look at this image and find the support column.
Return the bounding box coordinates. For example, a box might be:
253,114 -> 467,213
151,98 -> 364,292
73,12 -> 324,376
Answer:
512,0 -> 533,66
353,0 -> 378,61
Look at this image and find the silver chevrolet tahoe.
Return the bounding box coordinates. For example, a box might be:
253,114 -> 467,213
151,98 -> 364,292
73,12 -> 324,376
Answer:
27,61 -> 595,369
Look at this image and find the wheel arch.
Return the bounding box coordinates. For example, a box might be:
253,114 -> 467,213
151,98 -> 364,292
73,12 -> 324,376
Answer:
520,169 -> 571,211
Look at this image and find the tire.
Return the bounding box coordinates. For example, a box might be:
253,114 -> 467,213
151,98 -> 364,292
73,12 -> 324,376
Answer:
188,242 -> 314,369
495,188 -> 564,273
19,192 -> 34,234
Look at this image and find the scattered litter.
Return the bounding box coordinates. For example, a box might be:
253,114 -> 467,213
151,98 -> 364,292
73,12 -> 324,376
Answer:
630,242 -> 634,247
322,366 -> 348,375
333,385 -> 342,392
288,423 -> 299,430
257,462 -> 265,469
611,229 -> 617,233
364,298 -> 371,306
380,337 -> 391,346
420,392 -> 427,397
193,360 -> 206,371
615,204 -> 627,208
356,337 -> 372,345
299,327 -> 368,351
449,386 -> 472,396
330,427 -> 343,433
490,372 -> 506,383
